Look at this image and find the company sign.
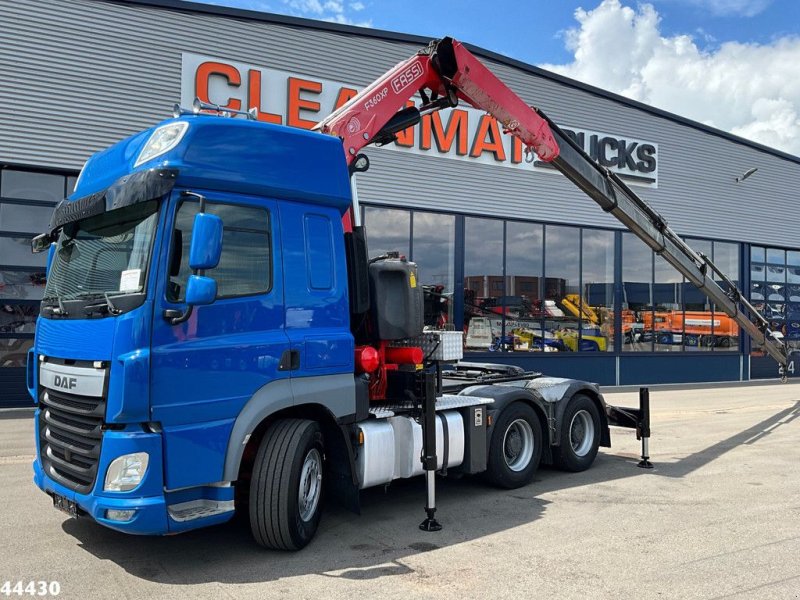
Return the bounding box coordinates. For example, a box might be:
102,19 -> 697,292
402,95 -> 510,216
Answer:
181,53 -> 659,187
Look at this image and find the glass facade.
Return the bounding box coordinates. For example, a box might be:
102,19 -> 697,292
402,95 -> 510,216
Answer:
0,167 -> 74,375
0,165 -> 788,397
621,234 -> 740,353
751,244 -> 799,355
364,204 -> 746,358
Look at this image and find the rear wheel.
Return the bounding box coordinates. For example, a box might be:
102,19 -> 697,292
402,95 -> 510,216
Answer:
485,402 -> 543,489
553,394 -> 601,472
249,419 -> 324,550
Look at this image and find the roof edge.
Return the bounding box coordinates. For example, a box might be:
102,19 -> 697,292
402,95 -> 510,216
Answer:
104,0 -> 800,166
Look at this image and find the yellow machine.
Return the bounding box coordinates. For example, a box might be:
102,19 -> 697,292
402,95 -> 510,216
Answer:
555,330 -> 608,352
561,294 -> 601,324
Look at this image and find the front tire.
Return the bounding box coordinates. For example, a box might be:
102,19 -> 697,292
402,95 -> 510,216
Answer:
485,402 -> 543,489
553,394 -> 601,472
249,419 -> 324,550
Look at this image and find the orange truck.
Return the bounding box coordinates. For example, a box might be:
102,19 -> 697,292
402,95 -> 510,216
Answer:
644,311 -> 739,347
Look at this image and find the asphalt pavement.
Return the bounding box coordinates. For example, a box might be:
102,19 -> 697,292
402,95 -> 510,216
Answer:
1,383 -> 799,599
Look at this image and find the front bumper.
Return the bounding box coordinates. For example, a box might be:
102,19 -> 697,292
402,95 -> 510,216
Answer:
33,419 -> 236,535
33,423 -> 170,535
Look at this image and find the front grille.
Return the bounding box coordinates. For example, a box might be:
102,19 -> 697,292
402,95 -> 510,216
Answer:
39,387 -> 106,493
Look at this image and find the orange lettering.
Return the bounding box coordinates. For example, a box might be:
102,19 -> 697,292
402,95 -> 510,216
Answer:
288,77 -> 322,129
470,115 -> 507,161
247,70 -> 282,124
421,109 -> 468,155
511,135 -> 524,163
334,86 -> 358,110
395,100 -> 417,147
195,61 -> 242,111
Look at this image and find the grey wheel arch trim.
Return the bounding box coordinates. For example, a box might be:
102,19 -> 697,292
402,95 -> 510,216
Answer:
459,385 -> 554,463
222,373 -> 356,481
551,385 -> 611,449
459,378 -> 611,452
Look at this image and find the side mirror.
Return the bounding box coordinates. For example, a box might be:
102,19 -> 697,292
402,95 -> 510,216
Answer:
31,232 -> 53,254
185,274 -> 217,306
188,213 -> 223,270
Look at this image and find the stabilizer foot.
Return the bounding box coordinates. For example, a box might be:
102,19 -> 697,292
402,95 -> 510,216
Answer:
419,509 -> 442,532
638,458 -> 654,469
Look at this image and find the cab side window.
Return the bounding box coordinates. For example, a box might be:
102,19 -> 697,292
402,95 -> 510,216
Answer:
168,201 -> 271,301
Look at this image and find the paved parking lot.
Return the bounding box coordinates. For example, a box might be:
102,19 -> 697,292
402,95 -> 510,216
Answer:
1,383 -> 799,599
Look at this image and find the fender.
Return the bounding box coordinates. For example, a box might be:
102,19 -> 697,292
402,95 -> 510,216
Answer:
458,384 -> 554,464
459,377 -> 611,450
222,373 -> 355,481
523,377 -> 611,448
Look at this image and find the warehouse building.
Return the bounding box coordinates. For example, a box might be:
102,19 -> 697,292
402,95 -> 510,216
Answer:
1,0 -> 798,406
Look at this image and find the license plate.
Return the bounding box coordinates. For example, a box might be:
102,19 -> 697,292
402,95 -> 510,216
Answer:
52,493 -> 79,518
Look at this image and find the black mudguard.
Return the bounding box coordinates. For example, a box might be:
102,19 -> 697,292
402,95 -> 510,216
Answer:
458,377 -> 612,458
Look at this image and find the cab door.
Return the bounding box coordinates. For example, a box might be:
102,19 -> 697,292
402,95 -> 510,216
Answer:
149,191 -> 289,490
279,201 -> 354,418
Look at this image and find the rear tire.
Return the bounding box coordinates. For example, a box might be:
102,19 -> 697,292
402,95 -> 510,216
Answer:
249,419 -> 324,550
485,402 -> 543,489
553,394 -> 600,472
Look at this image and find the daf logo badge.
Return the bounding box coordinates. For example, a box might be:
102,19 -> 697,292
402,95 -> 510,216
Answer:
53,375 -> 78,390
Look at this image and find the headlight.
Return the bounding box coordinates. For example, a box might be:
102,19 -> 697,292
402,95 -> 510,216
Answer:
134,121 -> 188,167
104,452 -> 149,492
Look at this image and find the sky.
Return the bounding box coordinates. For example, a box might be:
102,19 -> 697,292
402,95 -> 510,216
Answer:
192,0 -> 800,156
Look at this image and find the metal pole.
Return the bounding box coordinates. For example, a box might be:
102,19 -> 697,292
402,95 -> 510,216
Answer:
419,370 -> 442,531
637,387 -> 654,469
350,175 -> 362,227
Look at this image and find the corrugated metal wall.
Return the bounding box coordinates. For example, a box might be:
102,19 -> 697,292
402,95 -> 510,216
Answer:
1,0 -> 797,247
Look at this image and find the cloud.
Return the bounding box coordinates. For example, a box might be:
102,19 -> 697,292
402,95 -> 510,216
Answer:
541,0 -> 800,156
281,0 -> 371,25
679,0 -> 772,17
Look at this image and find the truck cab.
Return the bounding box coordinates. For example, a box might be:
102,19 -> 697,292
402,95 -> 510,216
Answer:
31,115 -> 357,535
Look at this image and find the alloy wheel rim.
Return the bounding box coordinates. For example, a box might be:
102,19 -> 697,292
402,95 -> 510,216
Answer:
298,448 -> 322,522
570,410 -> 595,457
503,418 -> 534,472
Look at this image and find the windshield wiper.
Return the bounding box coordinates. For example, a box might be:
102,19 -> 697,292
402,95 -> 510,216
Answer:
83,292 -> 124,316
42,295 -> 69,317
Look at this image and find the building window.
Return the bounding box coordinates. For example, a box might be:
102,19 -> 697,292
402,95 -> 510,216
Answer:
0,167 -> 71,371
622,232 -> 653,351
412,211 -> 455,327
464,216 -> 504,351
751,244 -> 795,354
362,203 -> 748,358
0,169 -> 67,203
708,241 -> 739,350
0,203 -> 55,234
505,221 -> 543,349
363,207 -> 410,259
653,252 -> 686,352
681,239 -> 713,351
544,225 -> 580,352
582,229 -> 614,352
0,338 -> 33,368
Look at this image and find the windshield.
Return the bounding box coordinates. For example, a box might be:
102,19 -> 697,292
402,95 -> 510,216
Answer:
42,200 -> 159,317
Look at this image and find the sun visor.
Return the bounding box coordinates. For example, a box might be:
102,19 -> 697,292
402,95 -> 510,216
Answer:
48,168 -> 178,233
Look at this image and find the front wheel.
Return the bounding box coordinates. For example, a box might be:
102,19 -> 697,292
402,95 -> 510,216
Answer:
485,402 -> 543,489
553,394 -> 601,472
249,419 -> 324,550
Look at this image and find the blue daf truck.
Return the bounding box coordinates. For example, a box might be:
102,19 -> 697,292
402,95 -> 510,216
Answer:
30,37 -> 785,550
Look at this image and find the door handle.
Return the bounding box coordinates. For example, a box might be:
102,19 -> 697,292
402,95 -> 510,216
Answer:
279,349 -> 300,371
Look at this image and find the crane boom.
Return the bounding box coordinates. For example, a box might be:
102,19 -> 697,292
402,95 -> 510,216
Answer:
314,37 -> 789,372
543,112 -> 788,369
